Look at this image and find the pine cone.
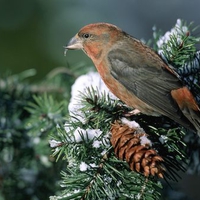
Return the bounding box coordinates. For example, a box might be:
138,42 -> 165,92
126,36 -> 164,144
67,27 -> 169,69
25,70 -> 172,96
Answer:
110,120 -> 165,178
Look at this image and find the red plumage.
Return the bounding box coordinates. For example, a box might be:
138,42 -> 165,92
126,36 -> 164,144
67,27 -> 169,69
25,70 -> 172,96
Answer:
66,23 -> 200,135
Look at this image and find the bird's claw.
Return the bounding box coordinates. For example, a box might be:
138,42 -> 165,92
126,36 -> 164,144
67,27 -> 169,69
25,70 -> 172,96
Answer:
123,109 -> 141,117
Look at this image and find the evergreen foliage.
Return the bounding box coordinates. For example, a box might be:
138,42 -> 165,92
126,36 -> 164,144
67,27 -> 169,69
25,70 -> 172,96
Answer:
0,68 -> 76,199
0,19 -> 200,200
49,19 -> 200,199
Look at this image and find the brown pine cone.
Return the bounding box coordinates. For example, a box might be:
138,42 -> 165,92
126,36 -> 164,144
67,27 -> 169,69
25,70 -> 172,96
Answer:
110,120 -> 165,178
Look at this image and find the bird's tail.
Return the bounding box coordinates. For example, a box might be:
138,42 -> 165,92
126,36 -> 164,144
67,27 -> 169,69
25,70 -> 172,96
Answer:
171,87 -> 200,136
183,107 -> 200,136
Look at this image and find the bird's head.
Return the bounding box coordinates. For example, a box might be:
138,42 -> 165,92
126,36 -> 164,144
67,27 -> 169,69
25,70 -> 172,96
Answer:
65,23 -> 124,62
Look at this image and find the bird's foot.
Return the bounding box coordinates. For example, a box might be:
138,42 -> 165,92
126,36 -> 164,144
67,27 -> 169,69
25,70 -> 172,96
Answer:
123,109 -> 140,117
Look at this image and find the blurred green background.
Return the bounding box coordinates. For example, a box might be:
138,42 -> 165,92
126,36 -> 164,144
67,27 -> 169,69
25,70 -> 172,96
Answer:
1,0 -> 200,80
0,0 -> 200,199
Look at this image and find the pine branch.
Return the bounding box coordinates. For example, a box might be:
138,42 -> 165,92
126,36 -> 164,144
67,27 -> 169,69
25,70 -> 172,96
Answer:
49,19 -> 200,200
0,69 -> 73,200
49,86 -> 187,199
155,19 -> 200,66
154,19 -> 200,110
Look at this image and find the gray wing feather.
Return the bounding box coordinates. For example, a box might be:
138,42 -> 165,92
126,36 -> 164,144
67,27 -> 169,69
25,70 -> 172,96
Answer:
107,49 -> 190,127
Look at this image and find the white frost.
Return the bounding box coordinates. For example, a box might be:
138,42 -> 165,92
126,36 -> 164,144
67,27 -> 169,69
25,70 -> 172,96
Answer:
90,163 -> 98,168
80,162 -> 88,171
121,117 -> 140,128
73,127 -> 87,142
87,128 -> 102,140
92,140 -> 102,148
68,71 -> 117,122
73,127 -> 102,143
140,135 -> 152,146
157,19 -> 188,51
49,139 -> 62,148
159,135 -> 168,144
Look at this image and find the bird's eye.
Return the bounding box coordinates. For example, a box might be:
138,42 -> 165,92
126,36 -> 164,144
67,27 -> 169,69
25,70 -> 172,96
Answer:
82,33 -> 90,39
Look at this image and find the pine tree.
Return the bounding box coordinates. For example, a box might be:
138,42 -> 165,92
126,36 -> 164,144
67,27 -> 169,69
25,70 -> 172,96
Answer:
1,19 -> 200,200
47,19 -> 200,200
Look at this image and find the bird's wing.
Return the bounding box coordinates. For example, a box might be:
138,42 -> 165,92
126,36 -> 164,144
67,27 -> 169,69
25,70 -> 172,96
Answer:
107,48 -> 192,128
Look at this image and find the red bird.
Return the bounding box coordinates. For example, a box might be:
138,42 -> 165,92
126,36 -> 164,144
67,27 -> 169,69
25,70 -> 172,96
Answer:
65,23 -> 200,135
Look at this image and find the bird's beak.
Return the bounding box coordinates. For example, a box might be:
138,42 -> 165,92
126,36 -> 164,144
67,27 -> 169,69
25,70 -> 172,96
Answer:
64,34 -> 83,56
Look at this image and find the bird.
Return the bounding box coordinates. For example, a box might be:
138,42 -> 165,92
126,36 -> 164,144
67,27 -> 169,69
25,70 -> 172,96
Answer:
65,22 -> 200,135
